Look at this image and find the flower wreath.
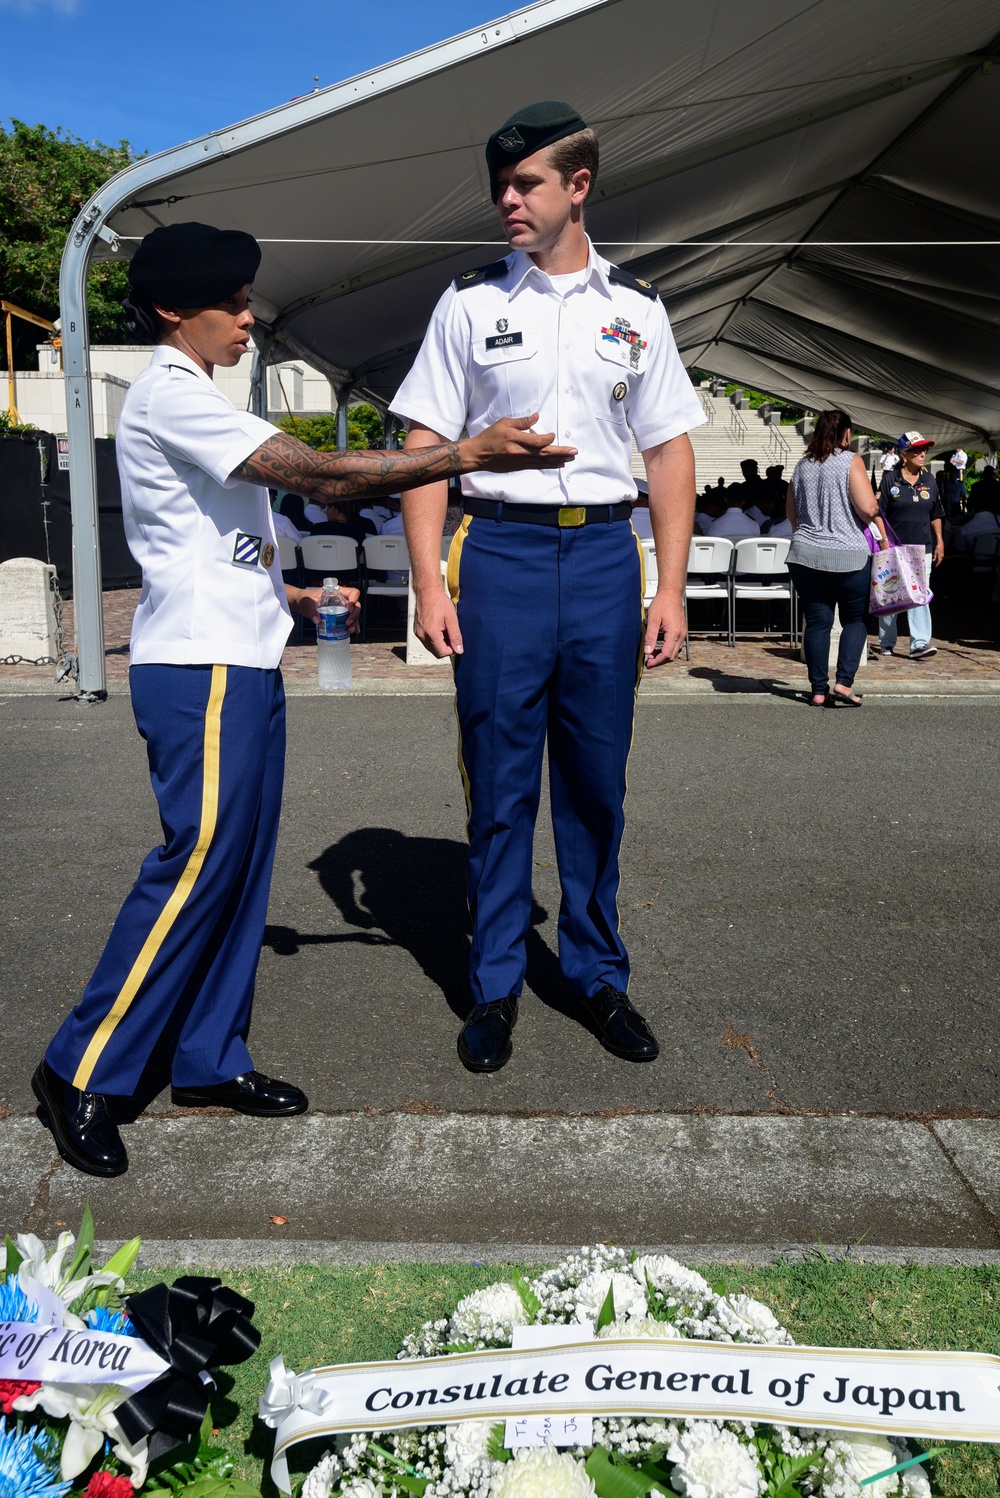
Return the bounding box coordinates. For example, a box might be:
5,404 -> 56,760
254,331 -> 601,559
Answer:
295,1247 -> 933,1498
0,1211 -> 261,1498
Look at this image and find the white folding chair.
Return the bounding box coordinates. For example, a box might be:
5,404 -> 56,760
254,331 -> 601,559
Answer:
684,536 -> 734,657
640,538 -> 657,608
298,534 -> 359,580
731,536 -> 794,645
361,533 -> 410,640
276,536 -> 300,572
971,531 -> 1000,583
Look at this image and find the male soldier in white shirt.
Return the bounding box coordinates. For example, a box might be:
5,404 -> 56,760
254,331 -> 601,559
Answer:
35,221 -> 571,1176
391,102 -> 705,1074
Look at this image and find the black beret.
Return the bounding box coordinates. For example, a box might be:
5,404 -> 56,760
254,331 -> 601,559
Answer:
127,221 -> 261,308
485,100 -> 587,203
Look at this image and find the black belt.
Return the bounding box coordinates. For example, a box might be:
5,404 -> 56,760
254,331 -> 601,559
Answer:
463,498 -> 632,528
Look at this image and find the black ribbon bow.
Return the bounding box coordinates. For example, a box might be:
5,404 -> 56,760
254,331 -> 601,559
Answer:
115,1275 -> 260,1460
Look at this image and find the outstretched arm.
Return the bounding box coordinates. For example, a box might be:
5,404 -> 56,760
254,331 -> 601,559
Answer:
232,417 -> 575,502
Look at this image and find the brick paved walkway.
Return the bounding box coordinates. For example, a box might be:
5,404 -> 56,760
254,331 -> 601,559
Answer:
2,585 -> 999,694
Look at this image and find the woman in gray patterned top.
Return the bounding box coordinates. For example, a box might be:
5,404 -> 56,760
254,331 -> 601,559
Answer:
787,410 -> 888,707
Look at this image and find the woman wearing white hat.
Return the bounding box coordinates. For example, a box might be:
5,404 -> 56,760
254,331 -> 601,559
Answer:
877,432 -> 944,660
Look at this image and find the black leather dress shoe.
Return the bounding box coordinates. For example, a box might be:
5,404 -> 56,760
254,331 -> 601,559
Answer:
580,987 -> 659,1062
457,995 -> 518,1073
171,1070 -> 308,1116
32,1060 -> 129,1177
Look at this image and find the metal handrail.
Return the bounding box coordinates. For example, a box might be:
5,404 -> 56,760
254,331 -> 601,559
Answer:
728,403 -> 748,447
767,422 -> 791,461
697,389 -> 715,425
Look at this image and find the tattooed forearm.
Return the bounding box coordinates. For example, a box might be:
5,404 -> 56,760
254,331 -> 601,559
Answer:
232,430 -> 464,500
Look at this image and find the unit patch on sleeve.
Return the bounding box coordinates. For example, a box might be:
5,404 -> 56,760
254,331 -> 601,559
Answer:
233,532 -> 263,567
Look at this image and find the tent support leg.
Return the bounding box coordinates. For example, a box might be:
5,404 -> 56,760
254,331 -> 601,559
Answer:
59,227 -> 106,701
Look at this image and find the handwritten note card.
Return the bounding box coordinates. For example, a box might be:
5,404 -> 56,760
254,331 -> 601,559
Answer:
504,1323 -> 594,1449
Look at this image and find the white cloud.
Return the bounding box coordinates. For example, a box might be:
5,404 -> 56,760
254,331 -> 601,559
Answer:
0,0 -> 80,13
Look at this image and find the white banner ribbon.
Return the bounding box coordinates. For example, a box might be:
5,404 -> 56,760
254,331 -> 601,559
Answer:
0,1319 -> 169,1393
265,1336 -> 1000,1494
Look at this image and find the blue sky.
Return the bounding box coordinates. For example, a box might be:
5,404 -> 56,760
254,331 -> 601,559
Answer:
0,0 -> 503,156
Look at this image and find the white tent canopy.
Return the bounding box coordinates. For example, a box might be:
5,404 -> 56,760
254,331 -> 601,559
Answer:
60,0 -> 1000,694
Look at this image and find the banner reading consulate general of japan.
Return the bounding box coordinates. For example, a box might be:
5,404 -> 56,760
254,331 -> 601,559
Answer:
265,1335 -> 1000,1492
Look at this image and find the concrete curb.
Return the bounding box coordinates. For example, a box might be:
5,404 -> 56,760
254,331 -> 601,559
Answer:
6,1113 -> 1000,1248
95,1240 -> 1000,1270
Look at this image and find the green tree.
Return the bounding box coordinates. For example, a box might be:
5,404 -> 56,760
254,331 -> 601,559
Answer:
277,402 -> 384,451
0,119 -> 135,369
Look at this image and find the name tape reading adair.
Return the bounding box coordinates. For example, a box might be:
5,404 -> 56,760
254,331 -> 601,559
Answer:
0,1319 -> 168,1392
264,1337 -> 1000,1492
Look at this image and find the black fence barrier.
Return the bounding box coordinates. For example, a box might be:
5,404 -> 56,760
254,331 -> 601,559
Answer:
0,432 -> 140,598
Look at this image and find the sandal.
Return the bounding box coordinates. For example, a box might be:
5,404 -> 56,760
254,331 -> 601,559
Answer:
807,692 -> 829,707
827,689 -> 862,707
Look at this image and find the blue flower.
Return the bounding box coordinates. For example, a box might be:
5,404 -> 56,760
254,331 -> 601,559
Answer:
86,1305 -> 134,1337
0,1280 -> 38,1323
0,1419 -> 71,1498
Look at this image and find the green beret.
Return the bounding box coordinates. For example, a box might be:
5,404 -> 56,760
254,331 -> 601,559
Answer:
485,100 -> 587,203
128,221 -> 261,308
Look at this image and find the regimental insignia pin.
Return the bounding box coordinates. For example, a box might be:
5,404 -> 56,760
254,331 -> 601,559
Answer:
496,317 -> 508,333
233,532 -> 263,567
462,270 -> 477,280
262,543 -> 275,568
613,382 -> 627,401
497,127 -> 524,152
637,278 -> 652,289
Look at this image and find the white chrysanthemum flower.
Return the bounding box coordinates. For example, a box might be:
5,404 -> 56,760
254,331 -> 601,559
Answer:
822,1433 -> 899,1498
573,1270 -> 647,1326
301,1450 -> 343,1498
489,1446 -> 596,1497
666,1422 -> 763,1498
450,1282 -> 528,1340
901,1462 -> 931,1498
598,1315 -> 682,1340
444,1420 -> 495,1484
631,1255 -> 711,1305
713,1294 -> 792,1345
338,1479 -> 384,1498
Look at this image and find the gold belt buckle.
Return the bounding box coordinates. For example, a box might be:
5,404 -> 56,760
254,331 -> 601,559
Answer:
558,506 -> 587,528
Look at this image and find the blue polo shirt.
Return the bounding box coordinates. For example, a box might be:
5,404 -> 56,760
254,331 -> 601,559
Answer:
879,470 -> 944,552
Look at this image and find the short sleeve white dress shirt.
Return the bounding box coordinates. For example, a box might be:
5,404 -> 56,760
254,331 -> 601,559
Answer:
390,240 -> 705,507
709,509 -> 761,538
117,346 -> 292,668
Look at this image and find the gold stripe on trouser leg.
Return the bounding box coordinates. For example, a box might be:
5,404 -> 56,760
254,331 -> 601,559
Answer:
72,664 -> 228,1090
445,518 -> 474,831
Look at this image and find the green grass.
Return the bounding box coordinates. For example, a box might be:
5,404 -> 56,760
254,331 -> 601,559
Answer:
132,1259 -> 1000,1496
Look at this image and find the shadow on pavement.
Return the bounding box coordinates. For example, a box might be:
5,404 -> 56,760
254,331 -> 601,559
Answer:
265,827 -> 582,1025
687,665 -> 805,700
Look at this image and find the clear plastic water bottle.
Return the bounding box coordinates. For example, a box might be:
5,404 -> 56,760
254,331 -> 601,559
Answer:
317,576 -> 351,691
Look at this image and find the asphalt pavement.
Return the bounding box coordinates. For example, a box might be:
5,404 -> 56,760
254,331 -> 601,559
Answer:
2,691 -> 999,1248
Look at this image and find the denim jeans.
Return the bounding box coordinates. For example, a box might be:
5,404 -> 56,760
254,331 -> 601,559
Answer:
878,552 -> 933,653
788,560 -> 872,694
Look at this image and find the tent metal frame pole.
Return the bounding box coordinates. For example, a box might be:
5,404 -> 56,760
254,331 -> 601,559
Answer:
59,219 -> 107,701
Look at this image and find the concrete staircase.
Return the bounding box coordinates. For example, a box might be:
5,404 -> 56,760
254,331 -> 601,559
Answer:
631,388 -> 807,490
